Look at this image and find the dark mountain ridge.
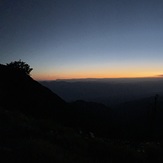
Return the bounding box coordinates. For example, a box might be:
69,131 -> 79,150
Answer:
0,64 -> 66,117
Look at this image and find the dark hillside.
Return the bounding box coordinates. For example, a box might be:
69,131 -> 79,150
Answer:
0,64 -> 66,117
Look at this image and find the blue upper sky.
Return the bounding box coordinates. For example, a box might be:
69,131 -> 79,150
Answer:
1,0 -> 163,80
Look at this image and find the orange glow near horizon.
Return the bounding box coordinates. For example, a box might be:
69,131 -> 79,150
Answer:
30,55 -> 163,81
33,69 -> 163,81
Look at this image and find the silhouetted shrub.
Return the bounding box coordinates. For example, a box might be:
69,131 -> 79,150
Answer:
6,59 -> 33,75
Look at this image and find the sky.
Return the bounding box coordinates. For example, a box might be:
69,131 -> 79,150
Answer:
1,0 -> 163,80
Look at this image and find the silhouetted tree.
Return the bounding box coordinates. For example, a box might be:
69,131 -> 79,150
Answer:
6,60 -> 33,75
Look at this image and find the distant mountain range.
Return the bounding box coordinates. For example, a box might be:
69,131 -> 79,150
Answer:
40,78 -> 163,139
40,78 -> 163,107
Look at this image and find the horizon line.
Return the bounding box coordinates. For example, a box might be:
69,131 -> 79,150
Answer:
36,76 -> 163,81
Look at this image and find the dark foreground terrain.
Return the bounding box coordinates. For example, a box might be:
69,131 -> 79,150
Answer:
1,64 -> 163,162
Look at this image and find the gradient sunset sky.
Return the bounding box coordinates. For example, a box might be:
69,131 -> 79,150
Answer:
1,0 -> 163,80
